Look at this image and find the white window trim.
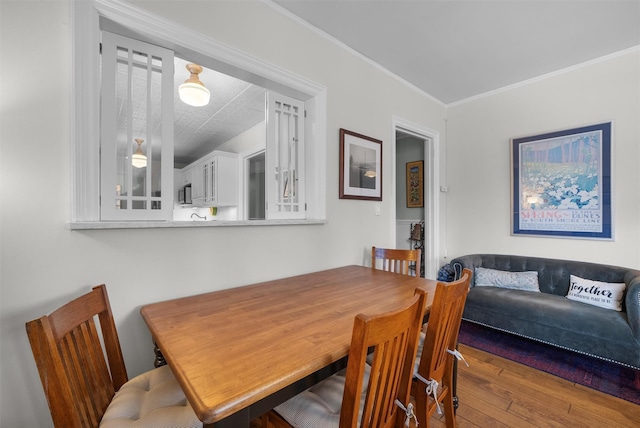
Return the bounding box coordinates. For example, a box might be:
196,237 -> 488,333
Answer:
70,0 -> 326,229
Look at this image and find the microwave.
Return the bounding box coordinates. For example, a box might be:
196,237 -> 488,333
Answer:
178,184 -> 192,205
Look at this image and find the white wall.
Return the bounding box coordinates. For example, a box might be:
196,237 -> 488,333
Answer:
445,49 -> 640,267
0,1 -> 446,426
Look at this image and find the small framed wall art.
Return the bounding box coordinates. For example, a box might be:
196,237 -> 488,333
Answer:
406,160 -> 424,208
511,122 -> 612,239
339,128 -> 382,201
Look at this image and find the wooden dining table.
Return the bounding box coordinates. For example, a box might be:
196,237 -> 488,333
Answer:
140,265 -> 438,427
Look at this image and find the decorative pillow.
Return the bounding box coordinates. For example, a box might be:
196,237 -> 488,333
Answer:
567,275 -> 626,311
474,267 -> 540,292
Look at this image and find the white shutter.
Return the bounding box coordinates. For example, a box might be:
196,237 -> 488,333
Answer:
265,91 -> 305,219
100,31 -> 174,221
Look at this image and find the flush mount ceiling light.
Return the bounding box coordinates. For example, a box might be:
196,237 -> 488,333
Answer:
132,138 -> 147,168
179,63 -> 210,107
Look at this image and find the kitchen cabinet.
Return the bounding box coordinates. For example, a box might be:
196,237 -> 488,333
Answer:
180,166 -> 193,186
188,151 -> 238,207
188,164 -> 203,201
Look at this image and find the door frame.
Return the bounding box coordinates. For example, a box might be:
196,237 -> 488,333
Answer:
239,146 -> 266,220
392,117 -> 440,279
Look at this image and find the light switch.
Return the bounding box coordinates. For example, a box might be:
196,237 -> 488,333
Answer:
375,203 -> 381,216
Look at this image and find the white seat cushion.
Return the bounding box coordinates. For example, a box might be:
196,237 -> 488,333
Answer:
273,366 -> 370,428
100,365 -> 202,428
413,331 -> 426,374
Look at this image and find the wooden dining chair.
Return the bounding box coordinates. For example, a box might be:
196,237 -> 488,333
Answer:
26,284 -> 202,428
262,288 -> 429,428
372,246 -> 421,276
412,269 -> 472,428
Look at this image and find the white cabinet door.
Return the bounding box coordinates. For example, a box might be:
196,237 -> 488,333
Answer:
191,152 -> 237,207
215,153 -> 238,206
190,161 -> 205,202
180,167 -> 193,186
203,157 -> 215,205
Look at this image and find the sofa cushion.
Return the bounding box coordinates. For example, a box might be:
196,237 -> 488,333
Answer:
567,275 -> 625,311
464,287 -> 635,343
463,286 -> 637,366
475,267 -> 540,292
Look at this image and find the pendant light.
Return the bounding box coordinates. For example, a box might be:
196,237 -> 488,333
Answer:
132,138 -> 147,168
179,63 -> 210,107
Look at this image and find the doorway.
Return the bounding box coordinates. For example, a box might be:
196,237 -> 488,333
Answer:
393,118 -> 439,279
246,150 -> 266,220
396,131 -> 425,274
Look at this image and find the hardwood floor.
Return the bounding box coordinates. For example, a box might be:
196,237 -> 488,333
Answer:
252,343 -> 640,428
434,344 -> 640,428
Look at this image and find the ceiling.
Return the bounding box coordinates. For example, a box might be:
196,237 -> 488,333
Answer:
170,1 -> 639,165
173,57 -> 265,166
271,0 -> 640,104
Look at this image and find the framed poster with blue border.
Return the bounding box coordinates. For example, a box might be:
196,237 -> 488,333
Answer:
511,122 -> 612,240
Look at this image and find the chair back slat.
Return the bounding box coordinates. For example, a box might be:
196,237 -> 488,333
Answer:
64,321 -> 114,427
59,328 -> 94,427
340,288 -> 428,428
26,285 -> 128,428
369,335 -> 405,426
372,246 -> 421,276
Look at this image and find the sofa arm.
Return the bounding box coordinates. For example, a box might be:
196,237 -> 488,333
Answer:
626,276 -> 640,343
449,255 -> 485,287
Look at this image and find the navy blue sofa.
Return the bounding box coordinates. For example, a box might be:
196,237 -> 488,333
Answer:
450,254 -> 640,369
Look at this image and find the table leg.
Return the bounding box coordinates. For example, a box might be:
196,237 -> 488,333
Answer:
153,342 -> 167,368
207,409 -> 250,428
